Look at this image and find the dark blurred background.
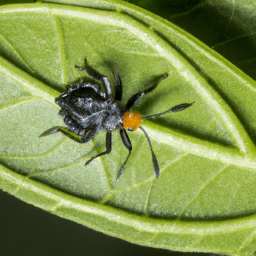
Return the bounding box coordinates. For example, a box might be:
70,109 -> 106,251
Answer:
1,190 -> 212,256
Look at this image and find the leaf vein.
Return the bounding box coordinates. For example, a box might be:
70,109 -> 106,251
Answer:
105,44 -> 159,57
144,179 -> 155,216
177,165 -> 229,219
0,97 -> 36,113
237,228 -> 256,253
169,1 -> 203,20
212,33 -> 250,50
145,123 -> 256,170
0,137 -> 67,159
53,14 -> 66,84
0,58 -> 59,105
27,143 -> 95,178
0,30 -> 34,73
144,153 -> 188,216
90,138 -> 111,194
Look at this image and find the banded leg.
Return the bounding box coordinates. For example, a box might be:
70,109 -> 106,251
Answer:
85,131 -> 112,166
142,102 -> 195,120
126,74 -> 168,110
115,68 -> 122,101
139,126 -> 160,178
117,129 -> 132,180
75,57 -> 113,99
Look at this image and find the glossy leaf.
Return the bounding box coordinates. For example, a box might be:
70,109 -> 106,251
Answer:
124,0 -> 256,82
1,1 -> 256,255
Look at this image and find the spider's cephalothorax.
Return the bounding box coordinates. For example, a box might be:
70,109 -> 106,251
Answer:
40,58 -> 194,179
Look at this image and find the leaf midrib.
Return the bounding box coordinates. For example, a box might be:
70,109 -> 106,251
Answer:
1,3 -> 255,157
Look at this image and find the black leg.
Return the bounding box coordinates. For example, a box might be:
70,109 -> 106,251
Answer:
126,74 -> 168,110
117,129 -> 132,180
115,68 -> 122,101
84,131 -> 112,166
39,123 -> 101,144
142,102 -> 195,120
40,126 -> 86,143
75,57 -> 113,99
80,124 -> 102,143
139,126 -> 160,178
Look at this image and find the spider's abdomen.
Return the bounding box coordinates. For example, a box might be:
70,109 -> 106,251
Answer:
55,83 -> 125,132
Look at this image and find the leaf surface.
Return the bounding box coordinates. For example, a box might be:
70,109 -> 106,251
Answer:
1,1 -> 256,254
123,0 -> 256,82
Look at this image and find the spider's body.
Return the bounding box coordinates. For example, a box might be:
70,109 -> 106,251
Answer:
56,83 -> 125,135
40,58 -> 194,179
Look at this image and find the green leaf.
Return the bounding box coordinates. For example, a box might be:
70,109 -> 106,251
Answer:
1,1 -> 256,255
123,0 -> 256,82
0,0 -> 33,6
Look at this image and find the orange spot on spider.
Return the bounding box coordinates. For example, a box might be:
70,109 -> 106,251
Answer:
123,112 -> 143,131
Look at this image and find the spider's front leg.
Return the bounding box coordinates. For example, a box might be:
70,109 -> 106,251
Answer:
75,57 -> 113,99
126,74 -> 168,110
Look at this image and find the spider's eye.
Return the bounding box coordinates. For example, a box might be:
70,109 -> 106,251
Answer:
127,127 -> 133,132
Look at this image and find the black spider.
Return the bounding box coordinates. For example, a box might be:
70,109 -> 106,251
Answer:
40,58 -> 194,179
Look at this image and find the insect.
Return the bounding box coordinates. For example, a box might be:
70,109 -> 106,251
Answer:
40,57 -> 194,179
